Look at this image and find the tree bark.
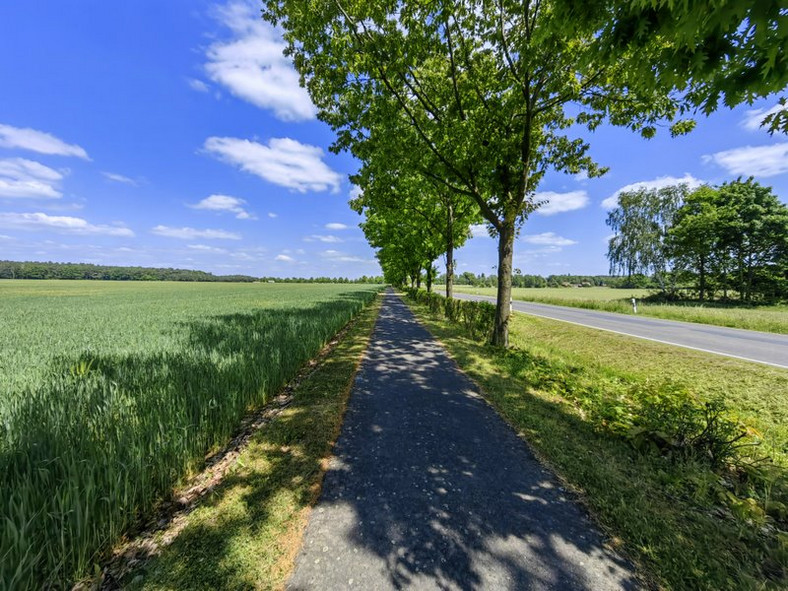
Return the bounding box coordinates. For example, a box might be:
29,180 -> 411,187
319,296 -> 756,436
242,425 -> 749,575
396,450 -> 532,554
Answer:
446,201 -> 454,299
426,265 -> 433,293
698,253 -> 706,301
492,220 -> 515,347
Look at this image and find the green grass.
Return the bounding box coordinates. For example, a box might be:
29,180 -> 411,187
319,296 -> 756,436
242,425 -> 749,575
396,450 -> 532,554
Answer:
123,291 -> 383,590
405,295 -> 788,590
450,286 -> 788,334
0,280 -> 381,590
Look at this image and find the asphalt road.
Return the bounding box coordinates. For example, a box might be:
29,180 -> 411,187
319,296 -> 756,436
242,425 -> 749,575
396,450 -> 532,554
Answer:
288,291 -> 639,590
453,293 -> 788,369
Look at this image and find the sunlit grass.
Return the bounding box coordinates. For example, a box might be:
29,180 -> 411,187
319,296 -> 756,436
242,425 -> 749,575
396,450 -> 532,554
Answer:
0,280 -> 381,589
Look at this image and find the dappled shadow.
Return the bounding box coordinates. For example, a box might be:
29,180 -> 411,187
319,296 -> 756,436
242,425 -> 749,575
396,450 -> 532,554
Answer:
287,291 -> 639,590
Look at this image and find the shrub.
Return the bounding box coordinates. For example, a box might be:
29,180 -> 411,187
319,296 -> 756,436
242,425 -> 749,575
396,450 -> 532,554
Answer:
405,288 -> 495,341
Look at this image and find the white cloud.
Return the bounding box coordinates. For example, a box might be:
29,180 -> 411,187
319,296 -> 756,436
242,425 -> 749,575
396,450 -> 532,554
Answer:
470,224 -> 491,238
190,194 -> 256,219
703,143 -> 788,178
320,249 -> 373,263
188,78 -> 210,93
187,244 -> 229,254
305,234 -> 343,243
151,225 -> 241,240
205,1 -> 316,121
741,104 -> 786,131
535,190 -> 589,215
275,254 -> 295,262
325,222 -> 349,230
0,158 -> 64,198
349,185 -> 363,200
268,212 -> 278,218
523,232 -> 577,247
0,124 -> 89,159
601,173 -> 704,209
0,212 -> 133,236
204,136 -> 341,193
102,171 -> 137,186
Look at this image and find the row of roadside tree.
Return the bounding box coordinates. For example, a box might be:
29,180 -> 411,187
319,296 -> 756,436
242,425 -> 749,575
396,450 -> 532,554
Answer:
263,0 -> 787,345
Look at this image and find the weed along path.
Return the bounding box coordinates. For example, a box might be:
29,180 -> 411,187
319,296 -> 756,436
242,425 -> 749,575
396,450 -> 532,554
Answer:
288,290 -> 638,590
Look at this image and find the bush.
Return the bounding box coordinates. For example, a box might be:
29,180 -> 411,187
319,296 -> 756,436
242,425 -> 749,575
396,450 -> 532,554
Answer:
405,288 -> 495,341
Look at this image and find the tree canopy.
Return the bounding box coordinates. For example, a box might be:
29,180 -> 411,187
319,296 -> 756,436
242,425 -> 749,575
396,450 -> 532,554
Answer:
264,0 -> 689,345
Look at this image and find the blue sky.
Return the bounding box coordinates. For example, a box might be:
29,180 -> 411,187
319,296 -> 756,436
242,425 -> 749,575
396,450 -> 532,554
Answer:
1,1 -> 786,279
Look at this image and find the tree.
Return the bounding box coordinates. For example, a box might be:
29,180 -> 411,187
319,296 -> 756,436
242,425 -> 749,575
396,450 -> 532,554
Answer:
606,184 -> 687,292
350,160 -> 480,298
264,0 -> 684,345
667,186 -> 721,301
555,0 -> 788,133
715,179 -> 788,302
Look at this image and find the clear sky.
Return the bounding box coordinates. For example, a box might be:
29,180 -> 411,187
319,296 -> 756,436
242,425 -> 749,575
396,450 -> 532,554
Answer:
1,1 -> 786,279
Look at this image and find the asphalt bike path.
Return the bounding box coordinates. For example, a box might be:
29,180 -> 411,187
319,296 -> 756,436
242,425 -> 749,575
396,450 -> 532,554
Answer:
288,290 -> 640,590
454,292 -> 788,369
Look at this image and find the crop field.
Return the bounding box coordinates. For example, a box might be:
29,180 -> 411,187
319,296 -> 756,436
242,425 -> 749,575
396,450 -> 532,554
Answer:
0,280 -> 380,589
451,286 -> 788,334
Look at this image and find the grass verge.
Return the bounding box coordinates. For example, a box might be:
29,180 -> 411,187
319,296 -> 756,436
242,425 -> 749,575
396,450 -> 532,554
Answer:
116,294 -> 382,590
404,295 -> 788,590
450,286 -> 788,334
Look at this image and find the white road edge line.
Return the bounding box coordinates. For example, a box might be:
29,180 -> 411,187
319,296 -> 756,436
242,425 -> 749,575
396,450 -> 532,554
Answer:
512,308 -> 788,370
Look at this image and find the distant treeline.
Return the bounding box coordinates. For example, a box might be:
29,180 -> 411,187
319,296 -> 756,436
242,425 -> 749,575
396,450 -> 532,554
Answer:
0,261 -> 258,282
0,261 -> 386,284
439,271 -> 654,289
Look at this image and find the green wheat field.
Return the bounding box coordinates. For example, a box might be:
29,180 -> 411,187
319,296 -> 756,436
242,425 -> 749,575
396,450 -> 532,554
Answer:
0,280 -> 380,589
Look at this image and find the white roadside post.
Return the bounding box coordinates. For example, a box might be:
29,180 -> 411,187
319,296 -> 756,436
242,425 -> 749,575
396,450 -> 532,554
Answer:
631,297 -> 638,314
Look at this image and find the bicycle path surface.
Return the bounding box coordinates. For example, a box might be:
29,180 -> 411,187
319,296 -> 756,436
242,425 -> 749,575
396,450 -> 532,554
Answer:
453,292 -> 788,369
288,290 -> 640,590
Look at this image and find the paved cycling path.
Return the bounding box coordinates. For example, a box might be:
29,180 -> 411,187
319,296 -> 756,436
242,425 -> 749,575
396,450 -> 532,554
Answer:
454,292 -> 788,369
288,291 -> 639,590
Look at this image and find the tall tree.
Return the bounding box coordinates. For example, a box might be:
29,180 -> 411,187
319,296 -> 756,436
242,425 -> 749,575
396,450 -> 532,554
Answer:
667,186 -> 721,301
715,179 -> 788,302
606,184 -> 687,292
264,0 -> 684,345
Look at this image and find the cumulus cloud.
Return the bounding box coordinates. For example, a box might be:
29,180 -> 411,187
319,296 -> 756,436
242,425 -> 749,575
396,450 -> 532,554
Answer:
151,225 -> 241,240
741,104 -> 786,131
601,173 -> 704,209
535,190 -> 589,215
275,254 -> 295,262
305,234 -> 343,243
268,212 -> 278,218
522,232 -> 577,247
0,124 -> 89,159
205,1 -> 316,121
190,194 -> 256,219
102,171 -> 137,186
703,144 -> 788,178
0,212 -> 133,236
204,136 -> 342,193
325,222 -> 349,230
0,158 -> 64,198
349,185 -> 363,199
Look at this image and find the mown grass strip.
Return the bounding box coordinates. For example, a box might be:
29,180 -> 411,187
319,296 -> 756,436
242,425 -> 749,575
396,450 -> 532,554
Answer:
404,296 -> 788,591
451,286 -> 788,334
120,293 -> 382,590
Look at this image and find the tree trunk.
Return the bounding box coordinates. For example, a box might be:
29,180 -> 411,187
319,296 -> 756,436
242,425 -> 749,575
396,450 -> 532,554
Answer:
698,253 -> 706,301
446,202 -> 454,299
492,220 -> 515,347
426,265 -> 433,293
416,270 -> 422,289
